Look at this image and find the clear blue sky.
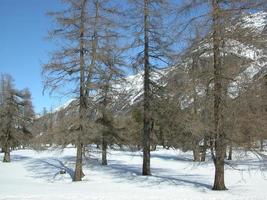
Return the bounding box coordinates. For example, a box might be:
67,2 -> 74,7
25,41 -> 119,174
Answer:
0,0 -> 200,114
0,0 -> 70,114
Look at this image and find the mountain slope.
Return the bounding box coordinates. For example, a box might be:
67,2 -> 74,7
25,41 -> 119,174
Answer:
34,11 -> 266,136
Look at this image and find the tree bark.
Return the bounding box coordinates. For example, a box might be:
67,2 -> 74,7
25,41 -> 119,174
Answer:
74,140 -> 84,181
192,55 -> 201,162
102,133 -> 108,165
227,145 -> 232,160
74,0 -> 87,182
211,0 -> 227,190
213,158 -> 226,190
142,0 -> 151,176
3,130 -> 11,163
200,137 -> 207,162
193,148 -> 200,162
260,139 -> 264,151
3,143 -> 10,163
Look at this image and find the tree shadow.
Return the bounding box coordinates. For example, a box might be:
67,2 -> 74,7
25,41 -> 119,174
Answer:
23,149 -> 212,190
92,159 -> 212,190
153,174 -> 212,190
25,157 -> 75,181
152,154 -> 192,162
11,155 -> 32,162
112,149 -> 212,163
226,158 -> 267,171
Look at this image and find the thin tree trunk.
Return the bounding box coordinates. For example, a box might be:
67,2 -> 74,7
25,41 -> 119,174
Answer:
211,0 -> 227,190
227,145 -> 232,160
193,147 -> 200,162
159,127 -> 165,148
74,0 -> 87,182
224,149 -> 227,158
102,133 -> 107,165
74,140 -> 84,181
192,138 -> 201,162
192,55 -> 201,162
200,137 -> 207,162
151,144 -> 156,151
86,0 -> 99,95
260,139 -> 264,151
142,0 -> 151,176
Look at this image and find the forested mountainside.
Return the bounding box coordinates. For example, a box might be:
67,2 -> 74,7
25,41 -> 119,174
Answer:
33,11 -> 266,140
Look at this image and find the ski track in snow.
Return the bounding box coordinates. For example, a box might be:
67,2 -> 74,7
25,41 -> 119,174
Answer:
0,147 -> 267,200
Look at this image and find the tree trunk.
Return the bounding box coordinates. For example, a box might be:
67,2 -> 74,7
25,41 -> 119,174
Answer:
211,0 -> 227,190
200,150 -> 206,162
224,149 -> 227,158
3,131 -> 11,162
3,144 -> 10,162
74,141 -> 84,181
227,145 -> 232,160
192,54 -> 201,163
193,149 -> 200,162
200,137 -> 207,162
142,0 -> 151,176
151,144 -> 156,151
102,134 -> 107,165
193,143 -> 200,162
260,139 -> 264,151
74,0 -> 87,182
159,128 -> 165,148
213,157 -> 227,190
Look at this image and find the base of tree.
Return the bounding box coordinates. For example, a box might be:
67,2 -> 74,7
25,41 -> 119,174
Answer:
102,161 -> 107,166
142,172 -> 151,176
3,152 -> 10,163
212,186 -> 228,191
73,171 -> 85,182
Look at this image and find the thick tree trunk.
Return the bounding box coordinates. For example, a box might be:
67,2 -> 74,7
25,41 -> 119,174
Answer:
3,131 -> 11,162
102,134 -> 107,165
213,157 -> 226,190
211,0 -> 227,190
142,0 -> 151,176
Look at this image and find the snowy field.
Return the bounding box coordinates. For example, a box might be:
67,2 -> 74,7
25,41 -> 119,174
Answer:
0,147 -> 267,200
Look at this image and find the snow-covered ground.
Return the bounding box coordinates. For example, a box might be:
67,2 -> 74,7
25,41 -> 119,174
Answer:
0,147 -> 267,200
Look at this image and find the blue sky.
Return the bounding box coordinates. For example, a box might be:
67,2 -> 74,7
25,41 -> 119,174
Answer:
0,0 -> 205,114
0,0 -> 70,114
